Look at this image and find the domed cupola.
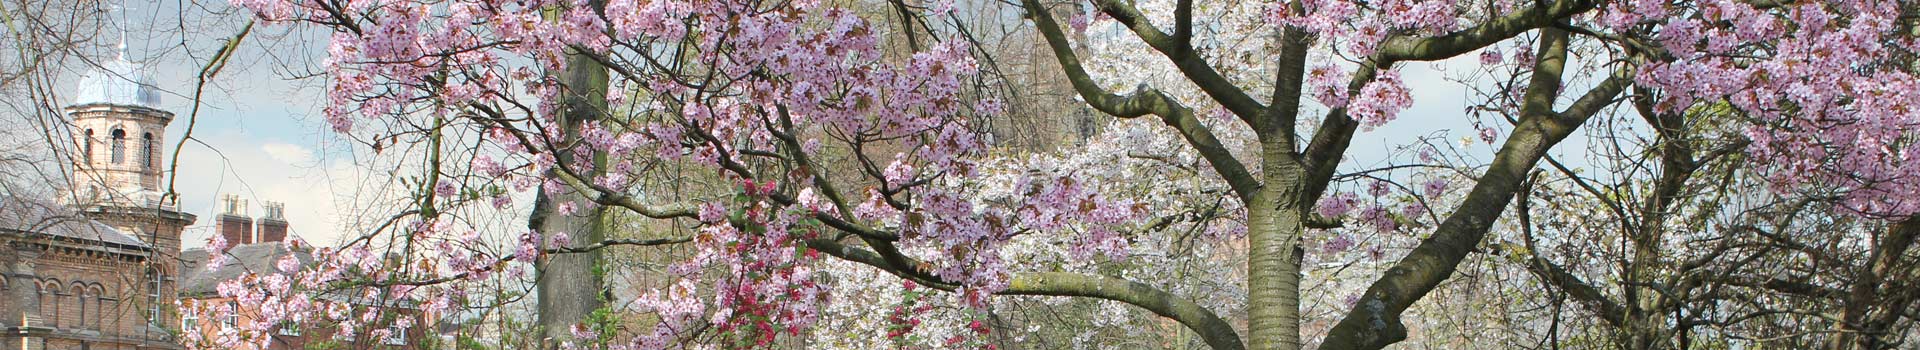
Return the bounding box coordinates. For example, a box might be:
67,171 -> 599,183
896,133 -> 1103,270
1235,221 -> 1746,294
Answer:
71,43 -> 160,108
64,39 -> 176,210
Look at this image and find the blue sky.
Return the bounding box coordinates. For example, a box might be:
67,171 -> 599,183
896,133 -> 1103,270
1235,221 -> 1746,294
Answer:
89,3 -> 361,248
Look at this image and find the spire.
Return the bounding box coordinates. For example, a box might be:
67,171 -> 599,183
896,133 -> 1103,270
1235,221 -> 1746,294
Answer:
71,0 -> 159,108
112,2 -> 128,61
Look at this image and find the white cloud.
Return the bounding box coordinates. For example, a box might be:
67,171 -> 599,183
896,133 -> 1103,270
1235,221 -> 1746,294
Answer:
168,129 -> 378,249
260,142 -> 315,165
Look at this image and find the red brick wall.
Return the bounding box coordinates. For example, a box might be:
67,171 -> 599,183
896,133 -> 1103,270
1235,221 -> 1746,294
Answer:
216,214 -> 253,246
4,242 -> 175,349
255,219 -> 287,244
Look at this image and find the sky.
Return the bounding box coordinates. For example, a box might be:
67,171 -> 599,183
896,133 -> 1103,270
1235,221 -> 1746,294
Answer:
76,2 -> 369,249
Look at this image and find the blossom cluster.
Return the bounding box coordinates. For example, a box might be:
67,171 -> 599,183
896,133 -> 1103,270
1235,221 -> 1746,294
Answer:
1267,0 -> 1459,57
1626,0 -> 1920,217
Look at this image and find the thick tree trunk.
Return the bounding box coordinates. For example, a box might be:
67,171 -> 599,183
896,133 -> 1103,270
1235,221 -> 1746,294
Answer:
1248,140 -> 1307,350
534,30 -> 612,346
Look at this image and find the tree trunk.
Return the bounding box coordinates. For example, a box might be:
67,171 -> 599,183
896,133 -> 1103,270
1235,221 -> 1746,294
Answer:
534,26 -> 612,346
1248,140 -> 1307,350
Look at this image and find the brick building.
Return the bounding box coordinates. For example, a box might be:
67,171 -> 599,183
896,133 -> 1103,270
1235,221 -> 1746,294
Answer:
0,45 -> 193,349
0,40 -> 430,350
174,199 -> 431,350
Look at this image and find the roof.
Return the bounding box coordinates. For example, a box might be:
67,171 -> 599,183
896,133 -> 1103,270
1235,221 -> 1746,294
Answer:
180,243 -> 312,296
72,51 -> 161,108
0,194 -> 151,249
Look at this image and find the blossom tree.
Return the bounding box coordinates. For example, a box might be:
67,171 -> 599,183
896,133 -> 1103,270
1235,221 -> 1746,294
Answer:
1490,1 -> 1920,348
185,0 -> 1920,349
1017,0 -> 1634,347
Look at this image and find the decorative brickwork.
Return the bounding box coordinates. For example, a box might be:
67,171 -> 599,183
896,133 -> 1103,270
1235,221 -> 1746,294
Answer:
0,50 -> 191,350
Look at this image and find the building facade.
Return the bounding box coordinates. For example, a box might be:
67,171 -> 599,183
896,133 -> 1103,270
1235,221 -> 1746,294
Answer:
0,48 -> 193,350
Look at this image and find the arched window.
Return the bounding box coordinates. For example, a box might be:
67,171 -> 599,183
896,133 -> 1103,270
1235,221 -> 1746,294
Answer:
110,129 -> 126,164
147,268 -> 163,324
83,129 -> 94,163
37,281 -> 55,327
142,133 -> 155,169
88,285 -> 104,330
72,284 -> 87,330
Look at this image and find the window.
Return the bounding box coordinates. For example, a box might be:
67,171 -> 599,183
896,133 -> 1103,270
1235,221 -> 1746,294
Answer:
38,283 -> 55,327
83,129 -> 94,163
141,133 -> 154,169
277,321 -> 300,336
110,129 -> 126,164
71,285 -> 85,329
383,331 -> 406,346
181,309 -> 198,331
222,302 -> 237,327
88,290 -> 100,330
147,268 -> 162,324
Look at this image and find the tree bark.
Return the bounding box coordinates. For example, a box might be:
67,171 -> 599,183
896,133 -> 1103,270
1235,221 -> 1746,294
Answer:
534,16 -> 613,346
1246,154 -> 1308,350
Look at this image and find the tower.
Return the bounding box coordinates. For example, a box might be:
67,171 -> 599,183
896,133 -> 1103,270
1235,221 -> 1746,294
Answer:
67,41 -> 169,207
64,41 -> 195,332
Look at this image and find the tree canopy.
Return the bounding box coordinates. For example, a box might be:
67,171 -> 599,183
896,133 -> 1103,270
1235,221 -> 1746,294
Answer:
173,0 -> 1920,349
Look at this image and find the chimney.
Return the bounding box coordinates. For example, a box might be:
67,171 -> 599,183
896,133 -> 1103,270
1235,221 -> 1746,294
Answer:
256,201 -> 288,243
216,195 -> 253,246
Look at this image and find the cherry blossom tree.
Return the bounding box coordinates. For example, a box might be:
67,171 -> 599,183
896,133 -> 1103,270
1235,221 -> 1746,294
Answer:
1490,1 -> 1920,348
182,0 -> 1920,349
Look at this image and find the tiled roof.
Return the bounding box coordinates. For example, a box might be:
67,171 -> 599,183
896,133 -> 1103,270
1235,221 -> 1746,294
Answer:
179,243 -> 311,296
0,195 -> 150,249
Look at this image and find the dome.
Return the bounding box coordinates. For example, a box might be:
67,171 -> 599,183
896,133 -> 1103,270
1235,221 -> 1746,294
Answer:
72,53 -> 160,107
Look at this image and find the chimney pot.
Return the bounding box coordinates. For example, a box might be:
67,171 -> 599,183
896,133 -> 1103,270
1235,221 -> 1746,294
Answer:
257,201 -> 289,243
216,194 -> 254,246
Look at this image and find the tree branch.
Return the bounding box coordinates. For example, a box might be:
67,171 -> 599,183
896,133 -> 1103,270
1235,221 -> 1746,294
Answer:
1316,29 -> 1634,350
1025,0 -> 1262,201
1298,0 -> 1598,203
806,239 -> 1247,350
1093,0 -> 1267,128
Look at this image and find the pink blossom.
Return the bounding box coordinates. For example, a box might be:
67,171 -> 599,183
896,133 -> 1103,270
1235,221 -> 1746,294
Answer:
1421,178 -> 1449,197
276,256 -> 301,274
1307,64 -> 1350,106
1317,192 -> 1360,218
1324,233 -> 1355,253
1478,126 -> 1500,144
1349,70 -> 1413,129
1359,205 -> 1398,232
1367,180 -> 1392,197
434,181 -> 458,198
1069,13 -> 1091,34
